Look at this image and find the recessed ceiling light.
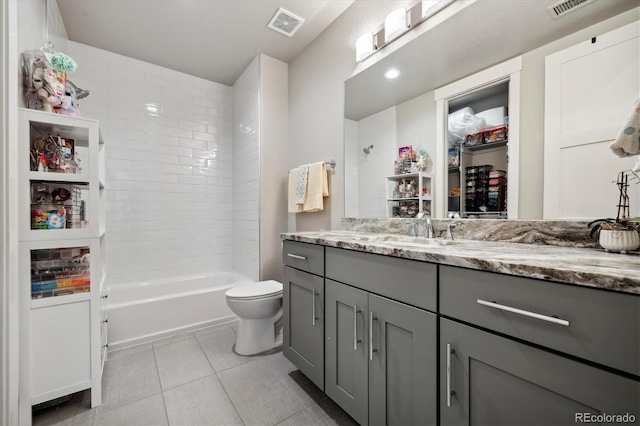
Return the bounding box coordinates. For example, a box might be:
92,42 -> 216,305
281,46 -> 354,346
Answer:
385,69 -> 400,79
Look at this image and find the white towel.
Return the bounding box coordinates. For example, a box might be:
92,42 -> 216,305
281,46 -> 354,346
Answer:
610,97 -> 640,157
296,165 -> 309,205
288,168 -> 303,213
302,162 -> 329,213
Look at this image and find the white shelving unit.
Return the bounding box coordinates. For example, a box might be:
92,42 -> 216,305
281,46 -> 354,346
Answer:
17,109 -> 106,419
386,171 -> 433,218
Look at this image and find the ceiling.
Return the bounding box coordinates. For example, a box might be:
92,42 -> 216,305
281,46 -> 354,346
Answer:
56,0 -> 354,86
345,0 -> 639,120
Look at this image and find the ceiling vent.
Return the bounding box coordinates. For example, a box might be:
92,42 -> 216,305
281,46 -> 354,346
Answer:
547,0 -> 596,19
268,8 -> 305,37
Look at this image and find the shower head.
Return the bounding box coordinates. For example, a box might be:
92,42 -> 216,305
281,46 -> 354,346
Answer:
363,145 -> 374,154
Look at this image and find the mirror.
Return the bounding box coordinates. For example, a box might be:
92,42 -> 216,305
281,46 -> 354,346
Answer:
344,0 -> 639,220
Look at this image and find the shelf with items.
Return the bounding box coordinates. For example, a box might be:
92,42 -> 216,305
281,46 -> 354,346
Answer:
17,108 -> 105,413
386,171 -> 433,218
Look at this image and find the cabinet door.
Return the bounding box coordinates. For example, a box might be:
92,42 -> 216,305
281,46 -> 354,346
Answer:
31,301 -> 92,405
283,266 -> 324,390
440,318 -> 640,425
325,280 -> 368,425
369,294 -> 437,426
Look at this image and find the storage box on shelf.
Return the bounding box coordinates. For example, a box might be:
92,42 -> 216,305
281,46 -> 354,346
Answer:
17,108 -> 106,418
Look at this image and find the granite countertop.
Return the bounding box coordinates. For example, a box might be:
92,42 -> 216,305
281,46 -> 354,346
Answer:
281,231 -> 640,295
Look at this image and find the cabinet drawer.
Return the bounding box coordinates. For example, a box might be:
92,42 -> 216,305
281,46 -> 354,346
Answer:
440,265 -> 640,376
283,240 -> 325,277
326,247 -> 437,312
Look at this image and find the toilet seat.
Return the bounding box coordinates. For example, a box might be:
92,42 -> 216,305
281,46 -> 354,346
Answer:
225,280 -> 283,300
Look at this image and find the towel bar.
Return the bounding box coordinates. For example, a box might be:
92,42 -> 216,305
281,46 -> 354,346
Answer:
325,160 -> 336,169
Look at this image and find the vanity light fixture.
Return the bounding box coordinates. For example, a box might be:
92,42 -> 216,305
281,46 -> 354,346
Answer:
356,32 -> 375,62
355,0 -> 456,62
384,8 -> 409,43
422,0 -> 452,19
385,69 -> 401,79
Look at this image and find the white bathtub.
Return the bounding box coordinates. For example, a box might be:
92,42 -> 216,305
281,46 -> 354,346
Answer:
107,271 -> 254,350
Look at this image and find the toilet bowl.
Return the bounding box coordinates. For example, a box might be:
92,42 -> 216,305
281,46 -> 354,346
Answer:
225,280 -> 283,355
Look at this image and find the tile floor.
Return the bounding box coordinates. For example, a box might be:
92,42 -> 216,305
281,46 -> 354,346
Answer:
32,322 -> 357,426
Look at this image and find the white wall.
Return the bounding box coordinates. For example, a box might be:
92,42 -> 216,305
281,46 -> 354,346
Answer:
233,56 -> 260,281
67,42 -> 234,288
258,54 -> 288,282
344,119 -> 359,217
288,1 -> 409,231
356,107 -> 396,218
396,90 -> 437,174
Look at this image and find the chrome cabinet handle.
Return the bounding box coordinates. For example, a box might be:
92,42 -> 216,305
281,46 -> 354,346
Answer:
287,253 -> 307,260
477,299 -> 570,326
446,343 -> 455,407
369,311 -> 377,361
353,305 -> 361,350
312,289 -> 317,326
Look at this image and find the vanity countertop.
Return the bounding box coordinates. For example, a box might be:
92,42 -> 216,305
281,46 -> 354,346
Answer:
281,231 -> 640,295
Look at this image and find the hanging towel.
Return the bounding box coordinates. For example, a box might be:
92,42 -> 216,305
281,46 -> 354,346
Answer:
610,97 -> 640,157
296,165 -> 309,205
302,162 -> 329,212
288,168 -> 304,213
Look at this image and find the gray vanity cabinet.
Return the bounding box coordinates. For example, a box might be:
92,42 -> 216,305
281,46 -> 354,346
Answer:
324,246 -> 438,426
439,265 -> 640,425
283,241 -> 326,390
325,280 -> 369,425
283,265 -> 325,390
440,318 -> 640,425
368,292 -> 436,426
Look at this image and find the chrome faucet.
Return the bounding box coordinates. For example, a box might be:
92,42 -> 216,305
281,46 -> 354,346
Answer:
444,222 -> 455,240
424,214 -> 435,239
414,212 -> 435,238
413,212 -> 425,237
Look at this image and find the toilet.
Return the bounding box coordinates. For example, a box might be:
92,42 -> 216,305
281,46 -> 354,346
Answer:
225,280 -> 283,356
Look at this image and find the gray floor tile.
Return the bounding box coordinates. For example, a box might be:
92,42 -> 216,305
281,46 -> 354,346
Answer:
98,344 -> 162,414
218,359 -> 303,426
260,353 -> 326,408
164,375 -> 243,426
93,393 -> 168,426
276,403 -> 357,426
196,327 -> 255,372
193,322 -> 234,338
32,391 -> 95,425
106,343 -> 154,362
154,337 -> 214,391
152,332 -> 196,349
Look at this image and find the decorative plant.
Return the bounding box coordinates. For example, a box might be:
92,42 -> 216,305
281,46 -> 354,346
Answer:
588,170 -> 640,240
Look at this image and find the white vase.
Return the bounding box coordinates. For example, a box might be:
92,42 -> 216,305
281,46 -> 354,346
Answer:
598,230 -> 640,254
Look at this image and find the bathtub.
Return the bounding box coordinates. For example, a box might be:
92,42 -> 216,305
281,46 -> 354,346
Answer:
107,271 -> 254,350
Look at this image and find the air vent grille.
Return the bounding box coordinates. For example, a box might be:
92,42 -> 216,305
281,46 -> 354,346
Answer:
267,8 -> 305,37
547,0 -> 596,19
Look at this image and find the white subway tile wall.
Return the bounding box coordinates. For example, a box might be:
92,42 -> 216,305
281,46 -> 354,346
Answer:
67,42 -> 237,288
232,58 -> 260,281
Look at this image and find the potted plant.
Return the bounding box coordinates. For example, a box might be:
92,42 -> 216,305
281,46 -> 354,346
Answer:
588,171 -> 640,253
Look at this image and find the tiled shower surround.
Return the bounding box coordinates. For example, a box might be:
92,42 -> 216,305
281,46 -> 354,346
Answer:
66,42 -> 237,289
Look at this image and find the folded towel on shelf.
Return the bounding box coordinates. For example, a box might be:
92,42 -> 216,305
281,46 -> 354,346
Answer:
296,165 -> 309,205
610,97 -> 640,157
302,162 -> 329,213
288,168 -> 304,213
